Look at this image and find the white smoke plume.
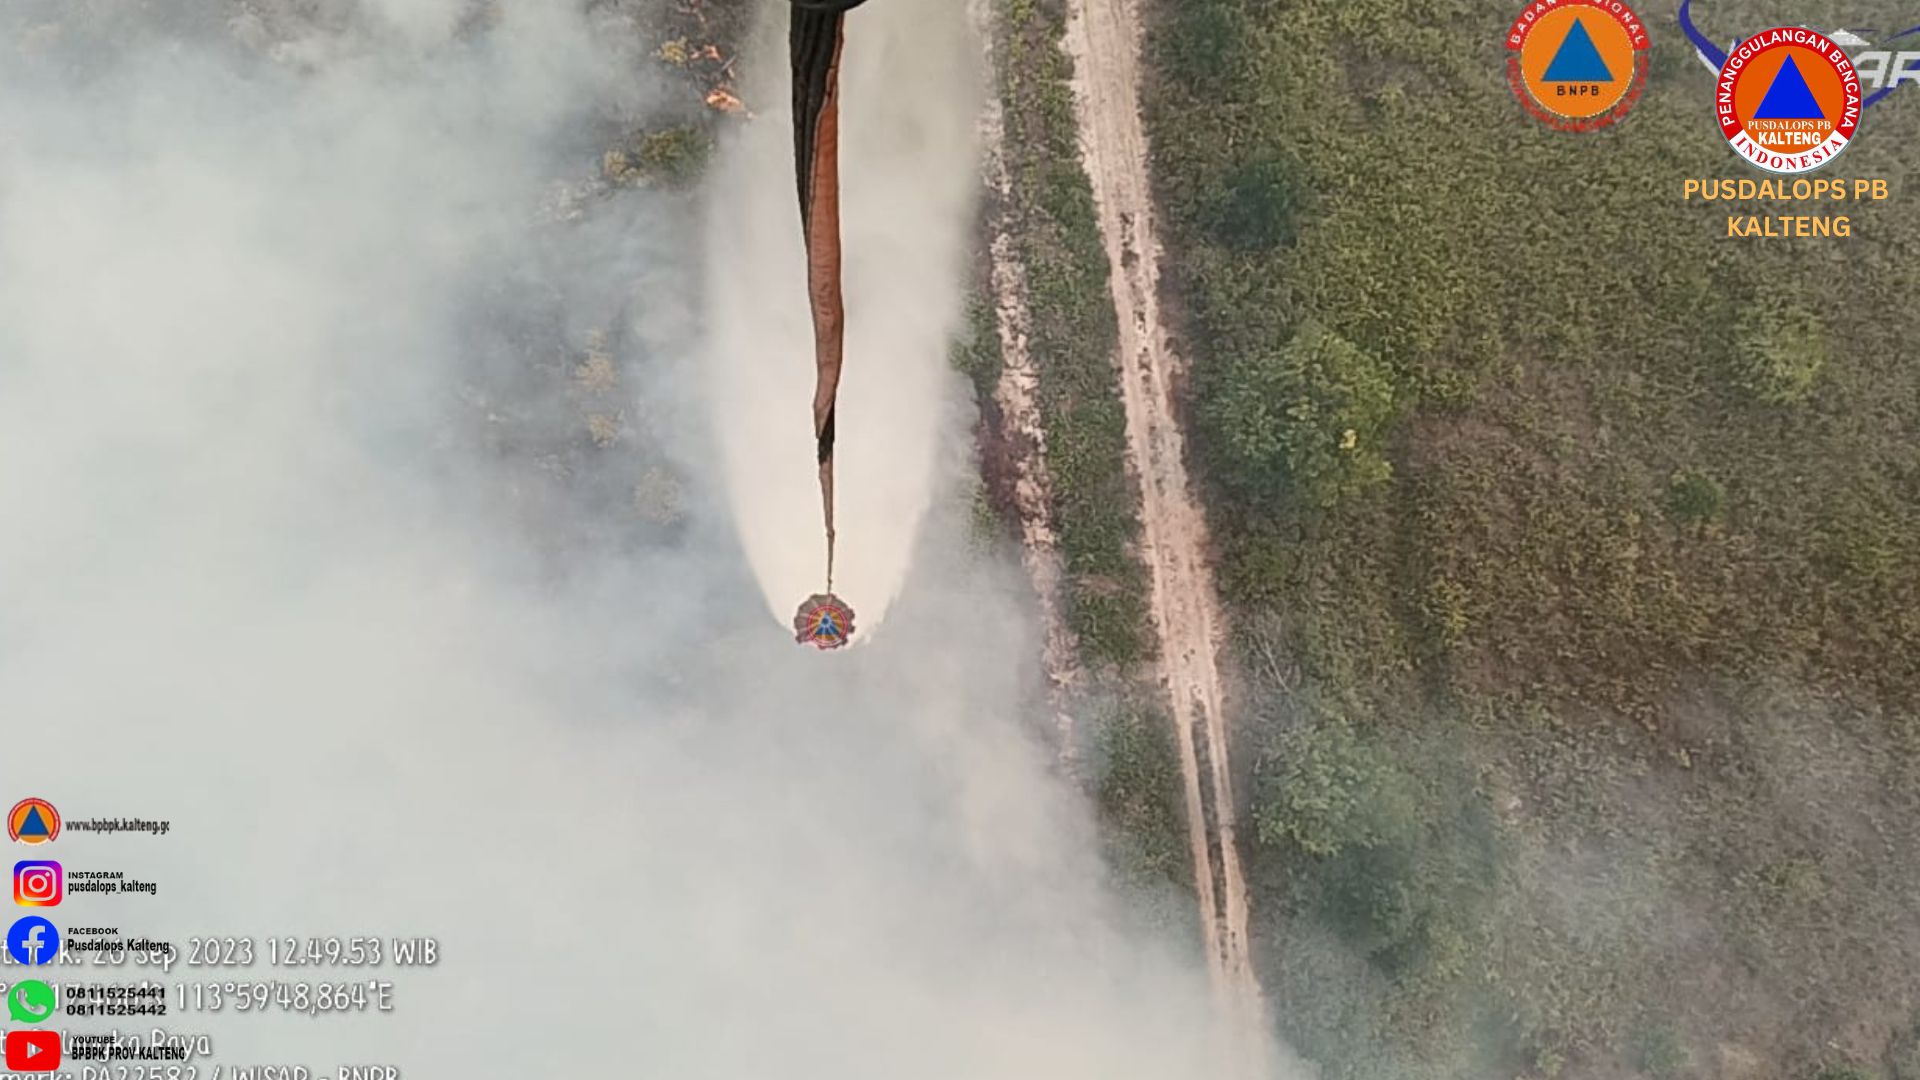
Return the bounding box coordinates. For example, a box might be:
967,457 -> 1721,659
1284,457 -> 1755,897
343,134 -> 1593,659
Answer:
705,0 -> 981,633
0,0 -> 1246,1076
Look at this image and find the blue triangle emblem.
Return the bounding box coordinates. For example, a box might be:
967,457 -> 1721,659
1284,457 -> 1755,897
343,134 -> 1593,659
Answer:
1753,55 -> 1826,119
1543,18 -> 1615,82
17,808 -> 50,837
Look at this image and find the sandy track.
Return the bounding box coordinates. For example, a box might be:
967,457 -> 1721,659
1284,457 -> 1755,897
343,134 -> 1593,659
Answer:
973,0 -> 1082,765
1058,0 -> 1267,1063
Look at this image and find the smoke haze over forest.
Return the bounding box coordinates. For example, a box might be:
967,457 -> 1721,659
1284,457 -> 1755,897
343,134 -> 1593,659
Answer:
0,1 -> 1263,1075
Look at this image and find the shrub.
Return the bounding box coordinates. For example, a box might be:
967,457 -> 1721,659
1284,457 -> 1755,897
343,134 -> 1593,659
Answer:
1815,493 -> 1898,585
1732,302 -> 1828,405
1208,156 -> 1301,252
951,295 -> 1003,396
1253,719 -> 1420,858
1095,704 -> 1188,883
1630,1023 -> 1692,1079
1157,0 -> 1244,88
1254,719 -> 1502,973
1666,470 -> 1725,525
604,127 -> 712,189
1201,322 -> 1396,511
1889,1024 -> 1920,1080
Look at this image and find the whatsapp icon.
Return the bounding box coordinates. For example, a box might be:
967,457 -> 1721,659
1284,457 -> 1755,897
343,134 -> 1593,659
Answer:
8,978 -> 55,1023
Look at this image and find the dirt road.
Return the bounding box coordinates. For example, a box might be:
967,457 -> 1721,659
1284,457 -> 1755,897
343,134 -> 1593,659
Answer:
1058,0 -> 1268,1063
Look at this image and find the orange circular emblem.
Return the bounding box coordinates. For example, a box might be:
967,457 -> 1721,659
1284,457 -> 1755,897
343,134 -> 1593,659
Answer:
1506,0 -> 1650,130
1716,28 -> 1861,173
8,798 -> 60,844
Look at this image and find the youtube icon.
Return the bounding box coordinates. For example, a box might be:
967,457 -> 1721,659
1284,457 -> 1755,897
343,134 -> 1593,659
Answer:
5,1030 -> 61,1072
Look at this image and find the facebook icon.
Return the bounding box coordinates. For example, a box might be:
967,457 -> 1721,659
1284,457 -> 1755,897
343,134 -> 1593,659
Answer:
6,916 -> 59,966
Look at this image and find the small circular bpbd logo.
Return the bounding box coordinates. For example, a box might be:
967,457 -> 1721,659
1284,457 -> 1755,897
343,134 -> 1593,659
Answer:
1507,0 -> 1650,130
1716,28 -> 1861,173
6,799 -> 58,845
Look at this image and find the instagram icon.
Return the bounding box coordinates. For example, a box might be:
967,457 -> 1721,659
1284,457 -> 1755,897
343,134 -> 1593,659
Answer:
13,862 -> 61,907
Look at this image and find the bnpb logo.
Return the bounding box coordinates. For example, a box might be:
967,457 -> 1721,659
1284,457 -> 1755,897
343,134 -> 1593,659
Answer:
1716,28 -> 1861,173
1507,0 -> 1650,130
6,800 -> 58,845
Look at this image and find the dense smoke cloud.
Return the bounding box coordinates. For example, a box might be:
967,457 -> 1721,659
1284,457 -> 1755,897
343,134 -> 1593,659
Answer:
0,0 -> 1253,1076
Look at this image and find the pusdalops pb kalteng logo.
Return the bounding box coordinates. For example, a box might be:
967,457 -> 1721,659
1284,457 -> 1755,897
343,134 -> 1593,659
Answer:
1507,0 -> 1650,130
1716,28 -> 1862,172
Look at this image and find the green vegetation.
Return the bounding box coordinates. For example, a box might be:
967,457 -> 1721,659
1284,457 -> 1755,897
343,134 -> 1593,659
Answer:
603,126 -> 712,188
1199,321 -> 1397,513
952,292 -> 1026,554
952,293 -> 1005,402
1891,1025 -> 1920,1080
997,0 -> 1149,668
1094,701 -> 1190,888
1252,717 -> 1419,858
1631,1023 -> 1692,1080
973,0 -> 1198,937
1139,0 -> 1920,1075
1254,716 -> 1498,977
1665,469 -> 1725,526
1733,300 -> 1831,405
